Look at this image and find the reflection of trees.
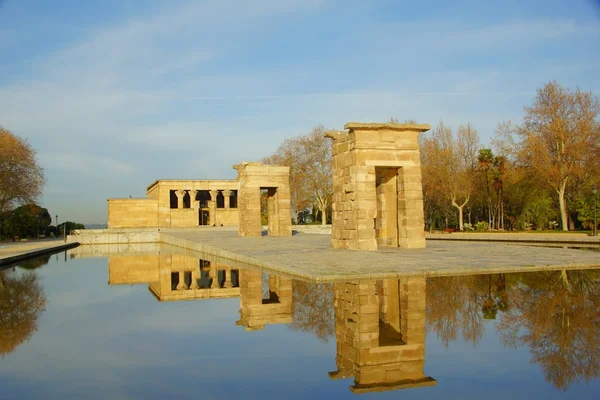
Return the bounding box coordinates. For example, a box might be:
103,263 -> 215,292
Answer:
427,275 -> 487,346
426,274 -> 508,346
288,280 -> 334,342
0,269 -> 47,357
16,254 -> 52,270
497,270 -> 600,390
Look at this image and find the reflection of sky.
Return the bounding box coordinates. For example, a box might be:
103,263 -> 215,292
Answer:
1,254 -> 599,399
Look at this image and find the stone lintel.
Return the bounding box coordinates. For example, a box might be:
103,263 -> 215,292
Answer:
233,162 -> 289,176
344,122 -> 431,132
324,130 -> 349,141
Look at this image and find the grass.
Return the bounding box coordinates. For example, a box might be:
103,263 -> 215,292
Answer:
459,229 -> 593,235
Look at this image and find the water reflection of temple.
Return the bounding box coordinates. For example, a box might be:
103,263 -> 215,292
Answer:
108,254 -> 240,301
329,277 -> 436,393
107,254 -> 292,330
236,270 -> 293,331
107,252 -> 437,393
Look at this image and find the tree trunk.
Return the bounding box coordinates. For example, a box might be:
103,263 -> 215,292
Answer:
320,207 -> 327,225
560,269 -> 572,293
557,180 -> 569,231
451,197 -> 469,231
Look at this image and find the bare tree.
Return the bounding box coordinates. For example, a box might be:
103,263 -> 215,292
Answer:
0,269 -> 47,358
421,122 -> 480,230
263,125 -> 332,225
498,82 -> 600,231
498,270 -> 600,389
288,280 -> 334,341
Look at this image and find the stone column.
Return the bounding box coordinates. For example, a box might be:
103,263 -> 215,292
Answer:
210,263 -> 219,288
176,271 -> 186,290
209,190 -> 218,225
191,190 -> 200,210
175,190 -> 186,209
189,269 -> 199,290
224,268 -> 233,288
223,189 -> 231,209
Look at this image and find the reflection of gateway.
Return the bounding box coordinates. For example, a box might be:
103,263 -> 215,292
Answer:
107,251 -> 434,393
107,254 -> 292,332
236,270 -> 292,331
329,277 -> 436,393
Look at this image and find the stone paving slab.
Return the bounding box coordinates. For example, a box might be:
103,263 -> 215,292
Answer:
160,230 -> 600,282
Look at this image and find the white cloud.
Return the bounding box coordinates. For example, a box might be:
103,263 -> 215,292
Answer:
0,0 -> 598,222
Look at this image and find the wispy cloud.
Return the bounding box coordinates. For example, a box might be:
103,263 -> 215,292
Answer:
38,153 -> 135,176
0,0 -> 598,222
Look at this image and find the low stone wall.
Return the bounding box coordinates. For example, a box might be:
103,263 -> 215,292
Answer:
68,228 -> 160,245
292,224 -> 332,235
426,232 -> 600,244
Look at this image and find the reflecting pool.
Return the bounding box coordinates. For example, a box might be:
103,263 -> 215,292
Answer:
1,248 -> 599,399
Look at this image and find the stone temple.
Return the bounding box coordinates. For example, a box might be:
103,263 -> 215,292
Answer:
108,162 -> 292,237
107,121 -> 429,251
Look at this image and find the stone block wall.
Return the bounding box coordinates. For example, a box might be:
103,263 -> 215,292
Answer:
325,123 -> 430,251
108,199 -> 159,228
108,255 -> 160,284
330,277 -> 435,393
237,269 -> 293,331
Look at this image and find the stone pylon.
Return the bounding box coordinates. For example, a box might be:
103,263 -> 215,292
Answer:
325,122 -> 430,250
329,277 -> 436,393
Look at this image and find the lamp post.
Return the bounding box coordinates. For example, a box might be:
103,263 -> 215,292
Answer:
593,186 -> 597,237
56,215 -> 59,238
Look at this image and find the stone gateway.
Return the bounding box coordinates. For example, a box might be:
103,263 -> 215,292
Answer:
325,122 -> 430,250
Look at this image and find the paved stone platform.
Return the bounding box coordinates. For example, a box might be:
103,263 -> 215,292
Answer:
158,229 -> 600,281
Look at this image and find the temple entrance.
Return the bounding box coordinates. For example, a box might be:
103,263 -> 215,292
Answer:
260,187 -> 279,236
196,190 -> 211,226
375,167 -> 399,247
199,209 -> 209,225
234,162 -> 292,237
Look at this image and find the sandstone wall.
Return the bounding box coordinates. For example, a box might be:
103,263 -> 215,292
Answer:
108,199 -> 159,228
326,123 -> 429,250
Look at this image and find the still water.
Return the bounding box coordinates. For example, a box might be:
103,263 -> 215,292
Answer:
1,249 -> 599,399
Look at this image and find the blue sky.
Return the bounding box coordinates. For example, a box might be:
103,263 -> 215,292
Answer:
1,0 -> 599,223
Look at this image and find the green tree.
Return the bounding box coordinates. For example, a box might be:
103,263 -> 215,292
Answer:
2,203 -> 51,239
523,192 -> 557,230
575,194 -> 596,230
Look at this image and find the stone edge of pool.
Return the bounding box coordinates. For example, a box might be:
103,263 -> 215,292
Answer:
63,228 -> 600,282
